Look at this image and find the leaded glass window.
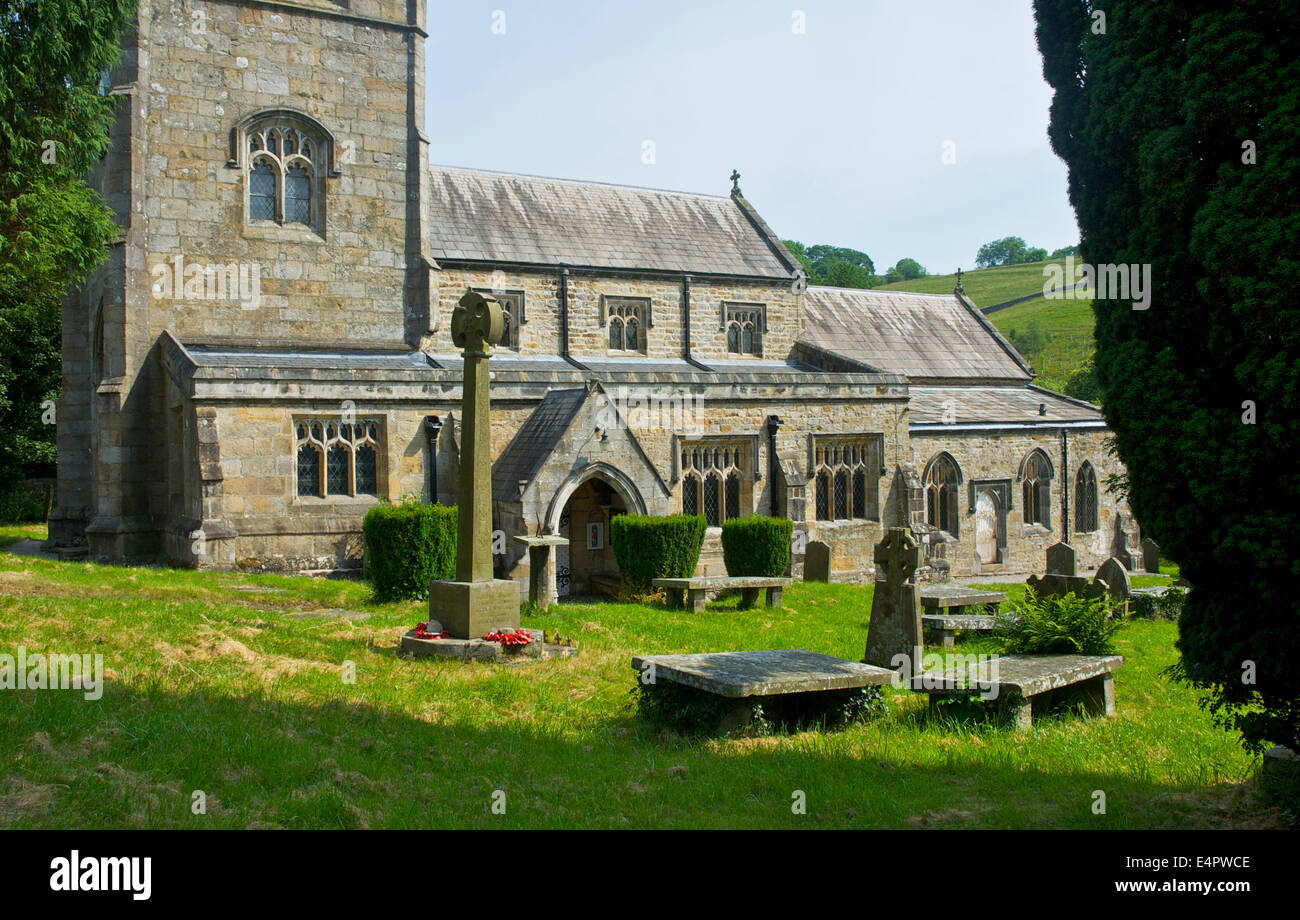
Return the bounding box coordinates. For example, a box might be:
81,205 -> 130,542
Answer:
813,436 -> 881,521
245,122 -> 323,229
606,299 -> 648,354
724,305 -> 763,356
924,453 -> 961,537
681,441 -> 749,525
1022,450 -> 1053,527
294,417 -> 382,498
1074,462 -> 1098,533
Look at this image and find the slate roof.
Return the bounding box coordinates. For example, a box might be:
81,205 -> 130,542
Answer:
909,385 -> 1105,428
800,286 -> 1033,382
491,388 -> 588,500
427,166 -> 798,278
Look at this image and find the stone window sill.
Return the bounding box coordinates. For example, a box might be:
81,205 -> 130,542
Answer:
243,221 -> 325,244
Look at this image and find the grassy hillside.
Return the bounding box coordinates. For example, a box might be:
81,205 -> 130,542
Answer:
876,260 -> 1097,396
875,260 -> 1083,310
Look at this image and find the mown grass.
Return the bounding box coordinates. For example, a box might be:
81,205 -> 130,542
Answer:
0,545 -> 1272,829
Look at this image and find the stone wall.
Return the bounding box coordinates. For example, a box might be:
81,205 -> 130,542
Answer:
432,267 -> 801,364
54,0 -> 430,562
909,427 -> 1131,575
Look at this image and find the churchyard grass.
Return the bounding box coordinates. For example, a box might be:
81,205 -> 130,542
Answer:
0,541 -> 1272,829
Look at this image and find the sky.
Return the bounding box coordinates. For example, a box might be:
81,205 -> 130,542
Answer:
424,0 -> 1081,276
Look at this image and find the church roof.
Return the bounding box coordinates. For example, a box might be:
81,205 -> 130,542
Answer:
800,286 -> 1033,383
491,388 -> 589,498
908,384 -> 1106,430
427,166 -> 799,279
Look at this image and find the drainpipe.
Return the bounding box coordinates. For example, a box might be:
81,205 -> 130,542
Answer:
559,267 -> 570,359
558,267 -> 587,370
424,415 -> 443,504
766,414 -> 784,516
682,273 -> 711,371
1060,428 -> 1069,543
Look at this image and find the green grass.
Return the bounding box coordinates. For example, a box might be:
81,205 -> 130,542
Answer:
876,260 -> 1091,310
877,261 -> 1097,393
0,548 -> 1271,829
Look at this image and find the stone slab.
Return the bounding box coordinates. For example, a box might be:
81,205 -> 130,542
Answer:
912,653 -> 1124,697
652,576 -> 793,590
1129,586 -> 1170,599
630,649 -> 895,698
919,585 -> 1006,610
921,614 -> 995,631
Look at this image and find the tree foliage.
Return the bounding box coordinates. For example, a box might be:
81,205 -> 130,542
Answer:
0,0 -> 135,483
1035,0 -> 1300,750
783,240 -> 878,289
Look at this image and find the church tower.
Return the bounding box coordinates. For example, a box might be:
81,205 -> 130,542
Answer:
49,0 -> 433,561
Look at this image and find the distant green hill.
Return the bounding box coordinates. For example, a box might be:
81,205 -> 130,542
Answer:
875,260 -> 1097,397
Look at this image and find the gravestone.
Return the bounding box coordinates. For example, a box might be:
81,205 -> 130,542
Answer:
1027,541 -> 1093,599
1094,556 -> 1131,613
804,541 -> 832,583
1141,538 -> 1160,574
425,292 -> 521,638
1046,541 -> 1076,576
863,528 -> 923,671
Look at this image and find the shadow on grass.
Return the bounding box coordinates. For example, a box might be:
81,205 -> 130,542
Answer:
0,673 -> 1279,831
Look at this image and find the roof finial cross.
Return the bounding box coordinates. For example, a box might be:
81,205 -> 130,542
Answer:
955,267 -> 965,294
730,169 -> 741,194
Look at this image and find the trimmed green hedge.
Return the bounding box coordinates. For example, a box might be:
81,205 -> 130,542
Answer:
362,501 -> 457,601
720,516 -> 793,577
610,513 -> 706,598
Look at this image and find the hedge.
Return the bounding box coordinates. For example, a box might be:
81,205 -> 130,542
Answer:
362,501 -> 457,601
610,513 -> 706,598
721,516 -> 793,577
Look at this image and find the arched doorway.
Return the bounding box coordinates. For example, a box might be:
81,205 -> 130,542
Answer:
547,465 -> 644,599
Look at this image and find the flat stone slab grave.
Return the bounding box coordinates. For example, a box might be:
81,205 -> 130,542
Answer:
652,576 -> 793,613
912,654 -> 1124,730
918,587 -> 1005,648
631,649 -> 895,732
919,584 -> 1006,613
920,614 -> 995,650
401,628 -> 579,664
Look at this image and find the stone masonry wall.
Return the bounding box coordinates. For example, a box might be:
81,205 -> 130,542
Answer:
432,267 -> 801,364
909,427 -> 1130,576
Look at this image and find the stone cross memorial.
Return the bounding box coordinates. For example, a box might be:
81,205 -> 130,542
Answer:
863,527 -> 924,671
429,291 -> 522,638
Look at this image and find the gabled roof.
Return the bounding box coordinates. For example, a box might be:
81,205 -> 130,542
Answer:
908,384 -> 1106,430
491,388 -> 589,496
428,166 -> 799,279
800,286 -> 1033,383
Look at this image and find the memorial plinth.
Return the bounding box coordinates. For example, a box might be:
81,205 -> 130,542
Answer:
515,534 -> 568,612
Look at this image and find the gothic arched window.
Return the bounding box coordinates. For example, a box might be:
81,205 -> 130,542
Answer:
604,297 -> 649,354
1021,449 -> 1053,528
1075,461 -> 1099,533
924,452 -> 961,537
232,111 -> 335,234
812,437 -> 881,522
681,443 -> 748,526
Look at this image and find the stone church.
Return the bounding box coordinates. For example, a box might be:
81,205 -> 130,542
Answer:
49,0 -> 1140,592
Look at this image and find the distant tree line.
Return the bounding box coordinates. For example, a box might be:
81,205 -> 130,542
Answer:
975,236 -> 1078,268
782,241 -> 928,289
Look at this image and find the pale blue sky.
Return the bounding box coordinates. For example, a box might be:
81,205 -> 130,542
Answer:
425,0 -> 1080,276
